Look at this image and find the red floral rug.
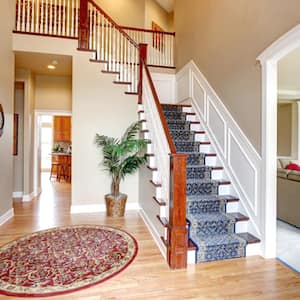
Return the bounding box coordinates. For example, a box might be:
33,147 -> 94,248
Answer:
0,225 -> 138,297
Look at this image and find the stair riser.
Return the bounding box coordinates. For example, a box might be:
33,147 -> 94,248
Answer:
219,184 -> 231,195
147,144 -> 153,153
186,115 -> 197,122
211,169 -> 223,180
205,156 -> 217,166
139,112 -> 145,120
148,156 -> 156,166
199,144 -> 211,153
142,122 -> 147,130
194,133 -> 207,142
235,220 -> 248,233
152,170 -> 160,182
226,201 -> 238,213
190,123 -> 202,131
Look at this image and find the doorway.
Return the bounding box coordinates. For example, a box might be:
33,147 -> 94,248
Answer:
34,111 -> 72,194
258,24 -> 300,259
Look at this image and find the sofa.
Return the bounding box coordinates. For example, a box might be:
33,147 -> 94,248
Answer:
277,158 -> 300,228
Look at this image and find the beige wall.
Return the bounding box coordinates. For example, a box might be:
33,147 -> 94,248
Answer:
95,0 -> 173,31
72,52 -> 139,206
95,0 -> 145,27
35,75 -> 72,111
174,0 -> 300,152
15,69 -> 36,196
277,103 -> 292,157
13,85 -> 24,193
145,0 -> 173,31
0,0 -> 14,216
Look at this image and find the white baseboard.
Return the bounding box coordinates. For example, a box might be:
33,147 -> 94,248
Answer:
139,208 -> 166,260
70,202 -> 140,214
13,191 -> 23,198
0,208 -> 14,226
22,188 -> 41,202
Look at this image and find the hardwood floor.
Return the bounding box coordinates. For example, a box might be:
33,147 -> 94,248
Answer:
0,174 -> 299,300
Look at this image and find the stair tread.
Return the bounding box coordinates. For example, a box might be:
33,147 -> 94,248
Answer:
237,232 -> 261,244
187,212 -> 235,223
190,233 -> 247,247
227,213 -> 249,222
157,215 -> 168,227
188,239 -> 197,250
187,194 -> 239,202
187,178 -> 230,185
153,197 -> 166,206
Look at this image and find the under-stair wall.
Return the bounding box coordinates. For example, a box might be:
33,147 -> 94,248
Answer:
12,34 -> 140,212
175,60 -> 263,256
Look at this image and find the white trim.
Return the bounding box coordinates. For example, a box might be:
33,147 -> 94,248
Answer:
70,202 -> 140,214
139,208 -> 166,260
278,89 -> 300,99
22,188 -> 41,202
176,60 -> 262,246
0,209 -> 14,226
298,102 -> 300,160
13,191 -> 23,198
257,24 -> 300,258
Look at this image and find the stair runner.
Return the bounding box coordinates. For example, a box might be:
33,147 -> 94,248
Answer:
162,104 -> 247,263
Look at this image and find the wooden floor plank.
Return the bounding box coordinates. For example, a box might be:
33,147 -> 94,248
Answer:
0,174 -> 299,299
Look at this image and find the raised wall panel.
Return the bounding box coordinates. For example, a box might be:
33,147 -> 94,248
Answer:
228,130 -> 257,214
207,98 -> 226,155
152,73 -> 175,104
192,73 -> 206,120
176,71 -> 190,102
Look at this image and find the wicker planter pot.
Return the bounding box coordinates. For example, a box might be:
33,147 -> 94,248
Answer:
105,193 -> 127,217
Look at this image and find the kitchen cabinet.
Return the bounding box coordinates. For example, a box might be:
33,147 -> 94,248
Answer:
53,116 -> 71,142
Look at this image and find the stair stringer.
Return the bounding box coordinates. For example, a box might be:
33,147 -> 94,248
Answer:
176,61 -> 263,257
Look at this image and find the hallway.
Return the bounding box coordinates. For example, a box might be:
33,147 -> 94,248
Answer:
0,176 -> 299,299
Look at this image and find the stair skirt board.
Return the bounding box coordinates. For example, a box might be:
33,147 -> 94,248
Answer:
161,103 -> 255,263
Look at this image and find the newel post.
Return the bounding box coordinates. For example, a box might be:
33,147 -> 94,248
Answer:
168,153 -> 188,269
78,0 -> 89,49
138,43 -> 148,104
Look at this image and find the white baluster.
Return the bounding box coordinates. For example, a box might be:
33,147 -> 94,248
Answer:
49,0 -> 53,34
112,27 -> 116,71
70,0 -> 74,36
100,13 -> 104,60
93,8 -> 96,50
16,0 -> 20,31
30,0 -> 34,32
171,35 -> 174,67
35,0 -> 39,32
89,7 -> 92,50
62,0 -> 66,35
96,12 -> 100,60
66,0 -> 69,36
45,0 -> 48,34
75,0 -> 79,37
105,18 -> 109,63
53,0 -> 57,35
120,33 -> 124,81
57,0 -> 61,35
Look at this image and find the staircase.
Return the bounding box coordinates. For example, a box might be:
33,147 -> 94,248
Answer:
159,104 -> 260,263
14,0 -> 261,268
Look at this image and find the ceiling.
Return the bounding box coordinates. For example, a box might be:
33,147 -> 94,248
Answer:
155,0 -> 174,13
278,47 -> 300,99
15,52 -> 72,76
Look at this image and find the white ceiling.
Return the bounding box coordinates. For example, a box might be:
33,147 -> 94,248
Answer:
155,0 -> 174,13
15,52 -> 72,76
278,47 -> 300,99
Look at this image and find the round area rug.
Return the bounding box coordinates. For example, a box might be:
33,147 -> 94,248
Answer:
0,225 -> 138,297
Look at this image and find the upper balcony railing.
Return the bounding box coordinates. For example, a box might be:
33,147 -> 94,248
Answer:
14,0 -> 175,68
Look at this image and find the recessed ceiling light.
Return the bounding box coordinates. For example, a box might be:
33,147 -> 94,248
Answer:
47,65 -> 56,70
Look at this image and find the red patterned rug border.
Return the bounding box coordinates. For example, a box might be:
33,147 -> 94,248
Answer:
0,225 -> 139,298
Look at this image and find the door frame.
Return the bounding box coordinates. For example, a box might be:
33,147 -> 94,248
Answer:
257,24 -> 300,258
33,110 -> 72,195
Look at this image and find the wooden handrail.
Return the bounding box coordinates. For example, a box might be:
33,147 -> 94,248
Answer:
143,62 -> 177,154
87,0 -> 139,48
121,25 -> 175,36
143,60 -> 188,269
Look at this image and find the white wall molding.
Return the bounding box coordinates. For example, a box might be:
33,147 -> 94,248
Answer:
176,60 -> 262,246
0,208 -> 14,226
13,191 -> 23,198
257,24 -> 300,258
71,202 -> 140,214
278,89 -> 300,99
151,72 -> 176,104
22,188 -> 41,202
139,208 -> 166,260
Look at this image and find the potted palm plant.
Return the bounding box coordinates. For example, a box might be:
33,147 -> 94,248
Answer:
95,121 -> 147,217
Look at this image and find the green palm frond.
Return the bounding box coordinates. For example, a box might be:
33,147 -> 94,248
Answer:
94,121 -> 147,185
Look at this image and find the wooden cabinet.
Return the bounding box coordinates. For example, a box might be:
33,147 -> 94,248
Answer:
53,116 -> 71,142
51,154 -> 72,182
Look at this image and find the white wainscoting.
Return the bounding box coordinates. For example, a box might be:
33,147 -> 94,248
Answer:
151,73 -> 176,104
176,61 -> 263,248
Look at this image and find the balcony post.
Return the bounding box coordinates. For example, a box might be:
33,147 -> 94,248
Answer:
138,43 -> 148,104
78,0 -> 89,49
